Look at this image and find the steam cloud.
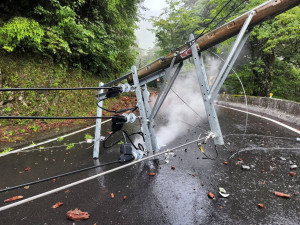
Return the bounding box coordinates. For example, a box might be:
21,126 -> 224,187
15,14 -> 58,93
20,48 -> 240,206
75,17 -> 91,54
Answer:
154,58 -> 222,147
132,57 -> 222,150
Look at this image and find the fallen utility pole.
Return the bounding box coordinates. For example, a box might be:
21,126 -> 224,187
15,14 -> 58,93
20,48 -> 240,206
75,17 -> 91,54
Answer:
127,0 -> 299,83
93,0 -> 299,158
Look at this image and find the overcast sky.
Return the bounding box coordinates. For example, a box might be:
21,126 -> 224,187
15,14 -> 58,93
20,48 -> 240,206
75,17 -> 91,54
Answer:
135,0 -> 168,49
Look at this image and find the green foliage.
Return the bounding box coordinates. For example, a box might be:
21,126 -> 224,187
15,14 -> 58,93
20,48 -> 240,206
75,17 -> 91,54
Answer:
57,137 -> 64,142
222,59 -> 300,102
84,133 -> 93,141
3,107 -> 11,113
151,0 -> 299,100
151,0 -> 209,55
0,0 -> 141,76
0,51 -> 109,127
66,142 -> 75,150
1,147 -> 13,154
0,17 -> 44,52
19,129 -> 25,133
29,125 -> 40,132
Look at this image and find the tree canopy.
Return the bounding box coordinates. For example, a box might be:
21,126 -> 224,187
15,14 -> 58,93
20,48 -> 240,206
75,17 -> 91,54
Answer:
150,0 -> 299,101
0,0 -> 143,77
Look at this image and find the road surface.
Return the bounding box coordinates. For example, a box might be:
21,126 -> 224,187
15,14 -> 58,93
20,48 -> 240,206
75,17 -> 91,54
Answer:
0,106 -> 299,224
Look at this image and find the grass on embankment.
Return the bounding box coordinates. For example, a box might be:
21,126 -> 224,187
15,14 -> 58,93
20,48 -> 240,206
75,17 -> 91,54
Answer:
0,51 -> 134,147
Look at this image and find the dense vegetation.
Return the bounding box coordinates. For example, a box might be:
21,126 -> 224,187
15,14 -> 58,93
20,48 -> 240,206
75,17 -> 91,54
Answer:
150,0 -> 300,101
0,0 -> 142,77
0,0 -> 143,139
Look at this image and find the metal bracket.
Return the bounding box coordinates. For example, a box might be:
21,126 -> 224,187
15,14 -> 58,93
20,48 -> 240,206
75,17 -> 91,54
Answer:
209,11 -> 255,100
142,84 -> 159,152
188,11 -> 254,145
132,66 -> 153,154
190,34 -> 224,145
93,82 -> 104,158
150,62 -> 183,120
150,54 -> 177,120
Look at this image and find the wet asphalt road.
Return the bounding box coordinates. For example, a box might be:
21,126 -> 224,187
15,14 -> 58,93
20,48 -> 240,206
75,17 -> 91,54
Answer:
0,106 -> 299,225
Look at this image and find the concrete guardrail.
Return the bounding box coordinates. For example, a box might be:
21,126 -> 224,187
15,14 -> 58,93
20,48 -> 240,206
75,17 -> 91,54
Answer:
216,95 -> 300,126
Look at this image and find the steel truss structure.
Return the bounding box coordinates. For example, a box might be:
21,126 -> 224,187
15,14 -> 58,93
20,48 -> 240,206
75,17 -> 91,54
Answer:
92,11 -> 256,158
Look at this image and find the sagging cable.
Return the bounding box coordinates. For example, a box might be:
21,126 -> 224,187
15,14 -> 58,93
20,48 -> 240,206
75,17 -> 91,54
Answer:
0,137 -> 206,212
0,160 -> 120,193
97,102 -> 138,114
0,141 -> 144,193
102,113 -> 145,151
97,83 -> 132,99
197,132 -> 219,160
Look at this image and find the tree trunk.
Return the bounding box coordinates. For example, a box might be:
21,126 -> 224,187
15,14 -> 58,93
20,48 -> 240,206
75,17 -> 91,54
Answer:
258,49 -> 275,97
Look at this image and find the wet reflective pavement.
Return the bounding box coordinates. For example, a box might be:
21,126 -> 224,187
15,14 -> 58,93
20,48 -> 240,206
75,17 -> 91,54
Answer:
0,106 -> 299,224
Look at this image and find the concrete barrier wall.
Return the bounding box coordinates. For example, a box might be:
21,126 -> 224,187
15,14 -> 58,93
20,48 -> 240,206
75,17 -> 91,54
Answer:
216,95 -> 300,126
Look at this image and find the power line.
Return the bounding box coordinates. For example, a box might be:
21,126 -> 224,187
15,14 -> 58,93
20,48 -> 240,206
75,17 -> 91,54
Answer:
0,136 -> 207,212
207,0 -> 247,33
170,88 -> 209,133
164,0 -> 235,60
97,102 -> 138,114
0,160 -> 120,193
170,88 -> 203,120
194,0 -> 234,38
0,116 -> 113,120
0,87 -> 111,91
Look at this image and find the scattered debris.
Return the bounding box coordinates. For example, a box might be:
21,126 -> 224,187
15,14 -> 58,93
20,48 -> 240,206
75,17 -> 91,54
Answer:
123,196 -> 127,201
289,172 -> 296,177
289,160 -> 296,165
52,202 -> 63,208
110,193 -> 114,199
171,166 -> 175,170
258,204 -> 264,208
223,161 -> 228,165
208,192 -> 215,199
290,165 -> 298,170
67,208 -> 90,221
4,196 -> 24,203
219,188 -> 230,198
148,172 -> 156,176
24,167 -> 31,172
236,161 -> 243,166
219,188 -> 226,193
241,165 -> 250,171
24,186 -> 30,189
274,191 -> 291,198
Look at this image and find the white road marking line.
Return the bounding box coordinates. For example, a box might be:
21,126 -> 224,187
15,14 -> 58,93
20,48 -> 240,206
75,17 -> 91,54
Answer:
217,104 -> 300,135
2,119 -> 111,156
